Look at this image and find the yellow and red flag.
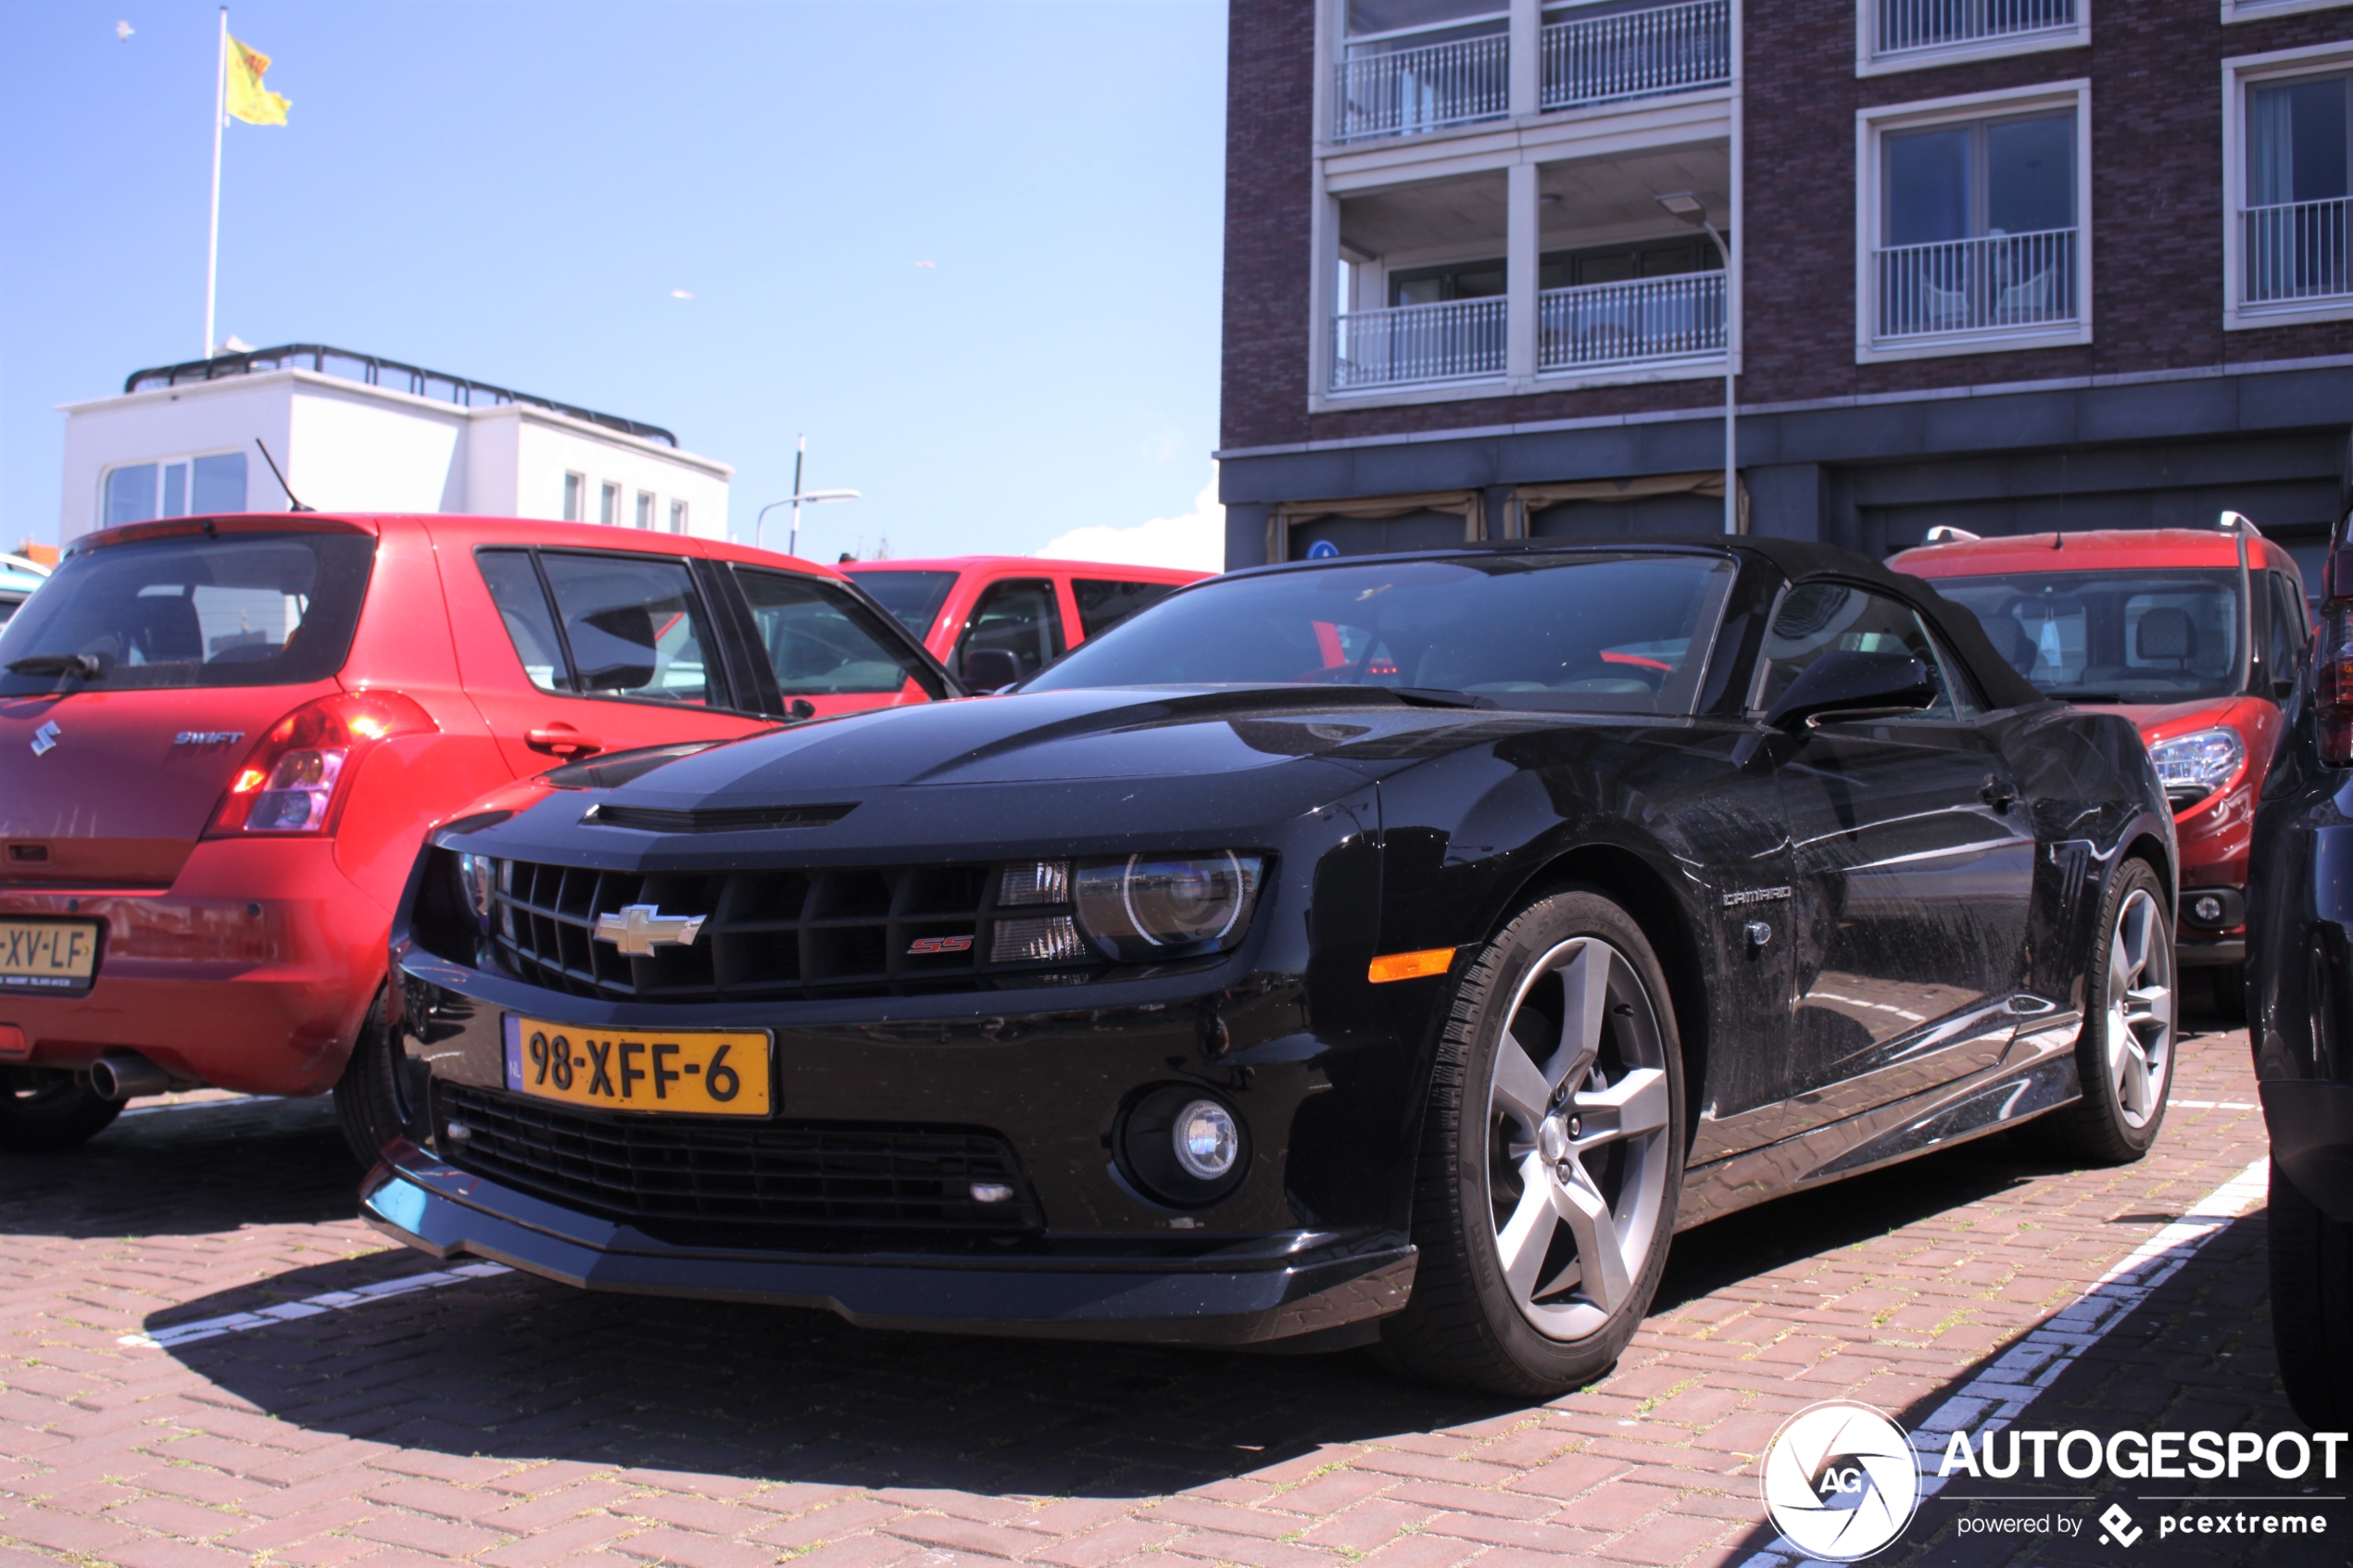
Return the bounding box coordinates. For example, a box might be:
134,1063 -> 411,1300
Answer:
225,34 -> 289,126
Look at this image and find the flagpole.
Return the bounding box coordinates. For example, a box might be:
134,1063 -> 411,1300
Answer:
204,7 -> 227,359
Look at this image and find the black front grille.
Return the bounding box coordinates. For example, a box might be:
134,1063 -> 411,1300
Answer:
440,1084 -> 1040,1242
487,857 -> 1089,1001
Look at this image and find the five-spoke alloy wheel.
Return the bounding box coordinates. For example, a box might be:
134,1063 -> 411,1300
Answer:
1384,889 -> 1685,1396
2035,858 -> 2174,1164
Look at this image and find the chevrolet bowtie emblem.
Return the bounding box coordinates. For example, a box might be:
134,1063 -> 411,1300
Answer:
593,904 -> 708,956
29,721 -> 59,757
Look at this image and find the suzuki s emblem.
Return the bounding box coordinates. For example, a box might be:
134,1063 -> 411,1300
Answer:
592,904 -> 708,956
29,721 -> 59,757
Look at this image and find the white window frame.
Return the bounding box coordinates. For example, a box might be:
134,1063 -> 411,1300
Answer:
1856,0 -> 2090,79
669,499 -> 690,535
635,489 -> 657,530
562,471 -> 585,521
598,481 -> 622,527
2223,41 -> 2353,331
98,448 -> 250,527
1854,79 -> 2093,364
2224,1 -> 2353,23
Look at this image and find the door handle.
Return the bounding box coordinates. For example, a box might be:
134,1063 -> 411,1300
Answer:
1979,774 -> 2017,813
526,726 -> 602,758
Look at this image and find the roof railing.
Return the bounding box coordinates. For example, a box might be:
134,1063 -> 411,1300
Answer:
121,344 -> 679,448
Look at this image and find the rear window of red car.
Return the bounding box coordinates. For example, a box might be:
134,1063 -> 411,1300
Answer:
0,532 -> 373,696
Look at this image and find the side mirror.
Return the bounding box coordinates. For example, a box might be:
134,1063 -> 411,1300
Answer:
1765,649 -> 1938,731
963,646 -> 1022,692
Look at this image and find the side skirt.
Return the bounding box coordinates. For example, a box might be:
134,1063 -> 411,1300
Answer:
1673,1010 -> 2083,1232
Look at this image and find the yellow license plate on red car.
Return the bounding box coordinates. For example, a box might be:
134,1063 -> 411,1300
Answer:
501,1016 -> 771,1115
0,919 -> 101,994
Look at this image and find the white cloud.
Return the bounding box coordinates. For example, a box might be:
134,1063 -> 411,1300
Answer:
1037,468 -> 1226,572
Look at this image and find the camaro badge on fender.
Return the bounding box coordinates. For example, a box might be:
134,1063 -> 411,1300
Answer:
593,904 -> 708,956
1721,885 -> 1791,909
29,721 -> 59,757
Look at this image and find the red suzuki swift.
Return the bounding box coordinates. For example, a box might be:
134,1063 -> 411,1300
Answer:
0,513 -> 952,1157
1892,518 -> 2309,1012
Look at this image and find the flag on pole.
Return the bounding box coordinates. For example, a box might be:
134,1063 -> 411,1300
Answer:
224,34 -> 288,125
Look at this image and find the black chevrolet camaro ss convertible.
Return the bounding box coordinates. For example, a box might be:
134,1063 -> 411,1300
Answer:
365,538 -> 2175,1395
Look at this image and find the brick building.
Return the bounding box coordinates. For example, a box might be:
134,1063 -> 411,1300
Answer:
1216,0 -> 2353,583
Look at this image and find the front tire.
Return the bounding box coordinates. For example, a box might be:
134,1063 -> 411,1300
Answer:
2270,1158 -> 2353,1430
1381,890 -> 1685,1398
333,990 -> 409,1167
0,1066 -> 123,1153
2032,859 -> 2174,1165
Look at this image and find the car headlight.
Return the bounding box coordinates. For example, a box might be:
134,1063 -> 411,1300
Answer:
2147,726 -> 2245,808
1071,852 -> 1265,962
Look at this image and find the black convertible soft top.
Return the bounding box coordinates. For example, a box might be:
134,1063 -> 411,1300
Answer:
1233,535 -> 2049,715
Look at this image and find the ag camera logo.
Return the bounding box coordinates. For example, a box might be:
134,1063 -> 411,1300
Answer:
1761,1401 -> 1922,1562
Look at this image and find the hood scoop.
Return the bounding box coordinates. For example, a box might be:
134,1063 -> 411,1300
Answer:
585,801 -> 859,834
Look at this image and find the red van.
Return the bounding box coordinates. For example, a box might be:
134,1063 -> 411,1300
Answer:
1892,519 -> 2309,1011
842,557 -> 1205,687
0,514 -> 950,1156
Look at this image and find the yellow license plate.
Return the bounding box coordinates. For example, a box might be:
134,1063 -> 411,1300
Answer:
0,919 -> 101,994
501,1016 -> 772,1115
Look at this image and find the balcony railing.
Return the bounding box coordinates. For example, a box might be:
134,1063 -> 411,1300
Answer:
1541,0 -> 1730,112
1875,0 -> 2076,58
1330,298 -> 1508,392
2245,197 -> 2352,307
1539,271 -> 1726,371
1333,32 -> 1509,143
1874,228 -> 2078,343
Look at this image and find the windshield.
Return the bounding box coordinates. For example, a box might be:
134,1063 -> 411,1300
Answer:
1023,552 -> 1737,715
844,569 -> 957,640
1928,568 -> 2244,702
0,531 -> 374,696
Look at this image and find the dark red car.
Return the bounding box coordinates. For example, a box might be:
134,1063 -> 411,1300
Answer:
0,513 -> 950,1156
1893,520 -> 2309,1010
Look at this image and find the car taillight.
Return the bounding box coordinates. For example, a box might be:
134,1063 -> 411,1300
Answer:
208,691 -> 436,835
2322,604 -> 2353,768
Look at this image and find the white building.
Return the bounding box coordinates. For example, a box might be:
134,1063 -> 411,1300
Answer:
57,345 -> 731,544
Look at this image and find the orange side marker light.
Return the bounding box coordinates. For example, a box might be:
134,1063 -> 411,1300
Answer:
1367,948 -> 1454,984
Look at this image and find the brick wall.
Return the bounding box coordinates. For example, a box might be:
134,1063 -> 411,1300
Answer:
1219,1 -> 2353,456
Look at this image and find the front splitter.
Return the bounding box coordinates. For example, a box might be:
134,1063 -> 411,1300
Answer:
359,1145 -> 1416,1347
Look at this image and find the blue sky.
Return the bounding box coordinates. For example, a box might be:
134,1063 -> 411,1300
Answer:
0,1 -> 1227,561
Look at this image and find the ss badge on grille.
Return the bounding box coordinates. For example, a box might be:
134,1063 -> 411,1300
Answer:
593,904 -> 708,956
908,935 -> 974,956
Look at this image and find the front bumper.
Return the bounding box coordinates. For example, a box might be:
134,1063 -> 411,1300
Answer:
360,1144 -> 1417,1345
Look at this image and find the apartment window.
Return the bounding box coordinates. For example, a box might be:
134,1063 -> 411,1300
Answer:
1858,1 -> 2086,77
1857,84 -> 2090,360
669,499 -> 689,534
562,472 -> 585,521
2225,2 -> 2353,22
599,482 -> 621,526
1389,257 -> 1506,306
1333,0 -> 1509,142
101,452 -> 247,527
2228,45 -> 2353,328
635,490 -> 657,530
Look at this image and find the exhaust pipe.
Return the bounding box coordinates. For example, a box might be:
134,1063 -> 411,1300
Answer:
88,1054 -> 172,1101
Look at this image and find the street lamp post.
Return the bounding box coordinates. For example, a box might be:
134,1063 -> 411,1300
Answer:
752,434 -> 860,555
1655,192 -> 1737,535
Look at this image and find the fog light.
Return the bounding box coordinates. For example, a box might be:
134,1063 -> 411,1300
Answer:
1174,1099 -> 1239,1181
2194,894 -> 2225,924
970,1182 -> 1014,1204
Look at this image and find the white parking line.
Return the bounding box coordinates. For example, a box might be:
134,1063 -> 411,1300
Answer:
2171,1099 -> 2258,1110
118,1261 -> 512,1350
1739,1156 -> 2271,1566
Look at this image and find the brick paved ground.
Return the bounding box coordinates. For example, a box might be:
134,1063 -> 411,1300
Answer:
1,997 -> 2334,1568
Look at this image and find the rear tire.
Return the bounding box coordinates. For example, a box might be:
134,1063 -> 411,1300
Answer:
2029,859 -> 2173,1165
2269,1158 -> 2353,1430
1379,890 -> 1684,1398
333,990 -> 409,1167
0,1067 -> 123,1153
